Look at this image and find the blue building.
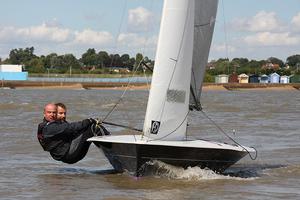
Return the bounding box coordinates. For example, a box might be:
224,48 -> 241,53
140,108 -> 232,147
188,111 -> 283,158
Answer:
249,74 -> 260,83
0,64 -> 28,80
260,74 -> 269,83
269,72 -> 280,83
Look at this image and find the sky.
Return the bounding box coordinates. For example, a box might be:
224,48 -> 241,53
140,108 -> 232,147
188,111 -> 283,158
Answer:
0,0 -> 299,62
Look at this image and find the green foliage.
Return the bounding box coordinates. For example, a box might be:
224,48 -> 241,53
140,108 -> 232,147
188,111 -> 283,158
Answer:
8,47 -> 37,65
81,48 -> 99,66
25,58 -> 45,73
268,57 -> 284,68
206,56 -> 299,77
98,51 -> 111,68
1,46 -> 299,77
135,53 -> 143,67
204,73 -> 214,83
286,54 -> 300,68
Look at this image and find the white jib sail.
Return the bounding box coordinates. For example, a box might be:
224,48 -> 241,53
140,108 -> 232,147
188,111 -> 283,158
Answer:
143,0 -> 194,140
190,0 -> 218,110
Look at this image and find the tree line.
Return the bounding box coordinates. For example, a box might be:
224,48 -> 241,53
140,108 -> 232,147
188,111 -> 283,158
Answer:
0,47 -> 299,78
0,47 -> 154,74
204,56 -> 300,82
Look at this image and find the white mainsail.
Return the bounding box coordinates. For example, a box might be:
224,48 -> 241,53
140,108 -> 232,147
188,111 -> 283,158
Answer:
143,0 -> 218,140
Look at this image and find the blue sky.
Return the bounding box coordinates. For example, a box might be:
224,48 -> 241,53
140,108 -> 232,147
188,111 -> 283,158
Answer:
0,0 -> 299,62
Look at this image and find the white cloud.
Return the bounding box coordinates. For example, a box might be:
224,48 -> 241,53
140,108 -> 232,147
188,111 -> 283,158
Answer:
232,11 -> 281,32
0,22 -> 158,59
118,33 -> 157,48
0,23 -> 71,43
212,43 -> 236,53
0,23 -> 115,47
0,27 -> 15,41
244,32 -> 300,46
217,10 -> 300,60
128,7 -> 154,32
74,29 -> 113,45
291,12 -> 300,30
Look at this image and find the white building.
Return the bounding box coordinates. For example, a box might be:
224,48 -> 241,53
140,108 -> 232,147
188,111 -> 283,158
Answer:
215,74 -> 228,83
0,64 -> 27,80
0,64 -> 23,72
280,75 -> 290,84
269,72 -> 280,83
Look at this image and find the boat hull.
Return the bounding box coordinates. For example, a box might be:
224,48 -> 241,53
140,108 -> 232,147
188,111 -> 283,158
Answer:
91,136 -> 249,176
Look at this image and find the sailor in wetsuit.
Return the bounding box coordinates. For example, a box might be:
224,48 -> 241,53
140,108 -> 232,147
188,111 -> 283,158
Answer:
37,103 -> 109,164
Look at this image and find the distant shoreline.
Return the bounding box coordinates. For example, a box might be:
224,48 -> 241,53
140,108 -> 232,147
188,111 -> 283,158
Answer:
1,80 -> 300,91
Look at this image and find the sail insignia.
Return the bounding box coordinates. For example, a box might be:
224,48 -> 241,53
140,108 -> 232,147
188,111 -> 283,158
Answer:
150,120 -> 161,134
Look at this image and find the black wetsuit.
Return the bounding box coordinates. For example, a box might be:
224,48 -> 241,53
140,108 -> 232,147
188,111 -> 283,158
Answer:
37,119 -> 94,164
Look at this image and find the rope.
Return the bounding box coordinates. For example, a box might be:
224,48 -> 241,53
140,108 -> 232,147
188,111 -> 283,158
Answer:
102,121 -> 142,132
200,110 -> 257,160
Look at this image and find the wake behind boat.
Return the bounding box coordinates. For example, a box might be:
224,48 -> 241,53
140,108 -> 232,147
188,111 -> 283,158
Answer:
89,0 -> 256,176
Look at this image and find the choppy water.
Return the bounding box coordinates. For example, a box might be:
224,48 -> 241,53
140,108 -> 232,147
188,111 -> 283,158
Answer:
0,88 -> 299,200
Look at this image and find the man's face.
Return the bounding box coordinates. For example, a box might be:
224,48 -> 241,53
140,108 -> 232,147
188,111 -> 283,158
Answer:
44,104 -> 57,122
57,106 -> 66,121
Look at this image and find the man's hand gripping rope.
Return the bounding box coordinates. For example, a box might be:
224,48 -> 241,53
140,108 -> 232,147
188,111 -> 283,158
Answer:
89,118 -> 110,136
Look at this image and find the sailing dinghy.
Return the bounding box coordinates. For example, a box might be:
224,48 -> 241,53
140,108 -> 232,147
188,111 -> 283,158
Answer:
88,0 -> 255,176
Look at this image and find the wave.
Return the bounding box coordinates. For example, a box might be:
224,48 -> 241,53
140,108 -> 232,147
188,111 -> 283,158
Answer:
142,160 -> 257,181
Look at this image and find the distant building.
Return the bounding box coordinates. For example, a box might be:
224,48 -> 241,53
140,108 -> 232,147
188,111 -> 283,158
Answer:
0,64 -> 28,80
215,74 -> 228,83
109,66 -> 131,73
206,62 -> 215,70
260,74 -> 269,83
269,72 -> 280,83
280,75 -> 290,84
238,73 -> 249,83
0,64 -> 23,72
249,74 -> 260,83
261,62 -> 280,70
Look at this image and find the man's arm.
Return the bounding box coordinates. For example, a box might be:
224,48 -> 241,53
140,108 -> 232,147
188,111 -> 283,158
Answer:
43,119 -> 94,138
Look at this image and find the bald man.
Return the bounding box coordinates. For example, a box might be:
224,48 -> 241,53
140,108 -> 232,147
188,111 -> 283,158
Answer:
37,103 -> 102,164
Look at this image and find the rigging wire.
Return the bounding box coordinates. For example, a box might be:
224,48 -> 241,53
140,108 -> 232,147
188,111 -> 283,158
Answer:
101,0 -> 154,125
199,110 -> 257,160
182,1 -> 257,159
101,58 -> 145,122
221,0 -> 229,60
109,0 -> 128,68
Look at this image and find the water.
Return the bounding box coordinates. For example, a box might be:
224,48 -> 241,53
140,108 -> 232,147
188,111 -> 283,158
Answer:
0,88 -> 299,199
